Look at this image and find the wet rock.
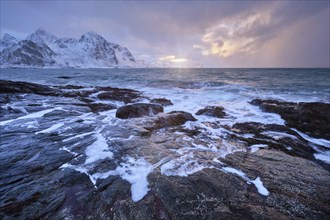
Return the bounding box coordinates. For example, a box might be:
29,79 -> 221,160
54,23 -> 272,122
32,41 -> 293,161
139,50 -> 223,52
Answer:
222,150 -> 330,219
147,170 -> 273,219
0,80 -> 63,96
56,85 -> 85,90
0,105 -> 25,115
0,80 -> 143,105
229,122 -> 330,170
72,90 -> 97,98
57,76 -> 72,79
168,111 -> 197,121
0,94 -> 14,104
145,111 -> 197,131
0,143 -> 73,219
97,87 -> 142,103
0,175 -> 67,219
196,106 -> 227,118
251,99 -> 330,139
75,102 -> 116,113
116,103 -> 163,119
0,192 -> 42,215
1,80 -> 329,219
150,98 -> 173,106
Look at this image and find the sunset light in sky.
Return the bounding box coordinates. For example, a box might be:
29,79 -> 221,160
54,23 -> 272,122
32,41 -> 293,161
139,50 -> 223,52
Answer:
1,1 -> 329,67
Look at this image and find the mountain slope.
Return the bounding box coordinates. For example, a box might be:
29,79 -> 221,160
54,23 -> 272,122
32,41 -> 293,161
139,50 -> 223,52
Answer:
0,40 -> 55,67
0,34 -> 18,52
0,28 -> 136,68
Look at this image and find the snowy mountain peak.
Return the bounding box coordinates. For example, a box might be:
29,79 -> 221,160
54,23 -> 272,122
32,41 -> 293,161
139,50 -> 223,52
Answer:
1,29 -> 137,68
79,31 -> 107,44
35,27 -> 48,35
83,31 -> 102,38
26,28 -> 58,44
2,33 -> 17,42
1,34 -> 18,52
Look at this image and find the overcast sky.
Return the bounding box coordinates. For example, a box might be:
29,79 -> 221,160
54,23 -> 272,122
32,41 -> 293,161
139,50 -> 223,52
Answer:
1,1 -> 329,67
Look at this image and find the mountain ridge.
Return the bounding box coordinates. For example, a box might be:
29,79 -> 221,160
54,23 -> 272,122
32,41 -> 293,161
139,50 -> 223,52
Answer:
0,28 -> 136,68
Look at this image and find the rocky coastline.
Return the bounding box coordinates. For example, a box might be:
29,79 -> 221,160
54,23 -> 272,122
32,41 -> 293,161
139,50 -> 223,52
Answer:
0,80 -> 329,219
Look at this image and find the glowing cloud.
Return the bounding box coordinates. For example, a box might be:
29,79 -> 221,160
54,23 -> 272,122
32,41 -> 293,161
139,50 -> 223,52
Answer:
159,55 -> 188,63
195,10 -> 277,58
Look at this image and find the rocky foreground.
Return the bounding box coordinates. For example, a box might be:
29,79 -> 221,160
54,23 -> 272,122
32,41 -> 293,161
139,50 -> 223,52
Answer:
0,80 -> 329,219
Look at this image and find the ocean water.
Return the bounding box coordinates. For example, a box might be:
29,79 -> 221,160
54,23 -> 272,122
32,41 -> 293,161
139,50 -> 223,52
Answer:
2,68 -> 329,100
1,68 -> 329,125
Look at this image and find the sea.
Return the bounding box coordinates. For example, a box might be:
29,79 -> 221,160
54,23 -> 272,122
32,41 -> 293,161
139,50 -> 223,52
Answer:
1,68 -> 329,125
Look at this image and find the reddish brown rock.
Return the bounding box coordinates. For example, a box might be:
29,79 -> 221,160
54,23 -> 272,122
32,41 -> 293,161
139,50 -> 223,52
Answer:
116,103 -> 164,119
196,106 -> 227,118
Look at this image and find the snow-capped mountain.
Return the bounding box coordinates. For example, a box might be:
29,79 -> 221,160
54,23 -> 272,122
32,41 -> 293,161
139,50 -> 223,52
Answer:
0,28 -> 136,68
0,34 -> 18,52
26,28 -> 58,45
0,40 -> 56,67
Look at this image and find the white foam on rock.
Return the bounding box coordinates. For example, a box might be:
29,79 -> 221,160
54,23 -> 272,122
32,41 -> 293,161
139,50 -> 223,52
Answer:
250,144 -> 268,153
138,86 -> 285,127
0,107 -> 61,126
261,131 -> 298,140
222,167 -> 247,179
292,129 -> 330,148
23,121 -> 39,128
222,166 -> 270,196
60,146 -> 78,156
162,131 -> 245,177
160,153 -> 271,197
92,157 -> 154,202
78,113 -> 97,125
241,133 -> 255,138
116,157 -> 154,202
36,122 -> 65,134
60,163 -> 97,186
62,131 -> 94,142
251,177 -> 270,196
160,153 -> 207,177
314,152 -> 330,164
212,158 -> 223,164
84,133 -> 113,164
